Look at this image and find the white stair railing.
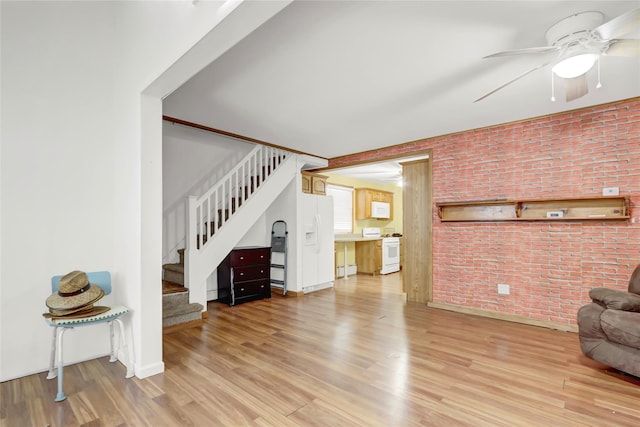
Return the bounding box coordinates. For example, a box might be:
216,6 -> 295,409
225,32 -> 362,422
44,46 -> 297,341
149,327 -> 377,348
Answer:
162,150 -> 248,264
187,145 -> 289,253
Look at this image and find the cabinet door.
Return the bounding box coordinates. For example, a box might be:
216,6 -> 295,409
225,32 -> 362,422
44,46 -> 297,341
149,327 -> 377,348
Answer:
355,189 -> 372,219
355,240 -> 379,274
301,173 -> 311,193
375,241 -> 382,272
311,176 -> 327,195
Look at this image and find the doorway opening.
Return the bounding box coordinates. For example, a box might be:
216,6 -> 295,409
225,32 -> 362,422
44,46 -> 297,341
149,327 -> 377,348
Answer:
319,150 -> 432,302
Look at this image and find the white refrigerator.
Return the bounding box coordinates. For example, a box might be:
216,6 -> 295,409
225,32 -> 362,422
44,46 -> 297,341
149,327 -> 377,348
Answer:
301,192 -> 335,292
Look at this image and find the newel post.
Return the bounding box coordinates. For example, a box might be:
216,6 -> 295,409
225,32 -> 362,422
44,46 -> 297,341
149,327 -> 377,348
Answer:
185,196 -> 198,290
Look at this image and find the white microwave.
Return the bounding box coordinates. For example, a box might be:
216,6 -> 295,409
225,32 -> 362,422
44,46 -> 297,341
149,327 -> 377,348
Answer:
371,201 -> 391,219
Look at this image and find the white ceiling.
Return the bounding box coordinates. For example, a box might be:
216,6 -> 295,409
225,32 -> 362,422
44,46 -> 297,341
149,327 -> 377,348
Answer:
327,155 -> 429,185
164,1 -> 640,162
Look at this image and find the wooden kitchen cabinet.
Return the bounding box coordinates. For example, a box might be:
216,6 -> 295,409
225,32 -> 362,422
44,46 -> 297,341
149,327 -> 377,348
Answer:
355,240 -> 382,275
301,172 -> 328,195
355,188 -> 394,220
217,246 -> 271,306
301,172 -> 312,194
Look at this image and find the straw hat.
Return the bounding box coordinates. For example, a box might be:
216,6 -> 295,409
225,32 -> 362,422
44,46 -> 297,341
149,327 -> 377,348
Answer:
43,305 -> 111,319
46,271 -> 105,310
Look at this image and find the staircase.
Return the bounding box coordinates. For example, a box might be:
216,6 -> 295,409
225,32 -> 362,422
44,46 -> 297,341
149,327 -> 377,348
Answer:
162,145 -> 297,331
162,249 -> 203,333
186,146 -> 297,308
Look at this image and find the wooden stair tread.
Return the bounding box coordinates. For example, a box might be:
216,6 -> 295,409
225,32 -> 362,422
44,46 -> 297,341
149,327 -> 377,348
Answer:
163,317 -> 204,334
162,280 -> 187,295
162,263 -> 184,273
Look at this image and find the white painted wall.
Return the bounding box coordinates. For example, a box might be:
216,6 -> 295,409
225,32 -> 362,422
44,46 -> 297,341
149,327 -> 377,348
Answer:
1,1 -> 119,381
264,180 -> 300,292
1,0 -> 292,381
163,123 -> 254,212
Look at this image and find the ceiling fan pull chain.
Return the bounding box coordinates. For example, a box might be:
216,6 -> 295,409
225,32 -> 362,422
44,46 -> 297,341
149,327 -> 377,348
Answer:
596,57 -> 602,89
550,72 -> 556,102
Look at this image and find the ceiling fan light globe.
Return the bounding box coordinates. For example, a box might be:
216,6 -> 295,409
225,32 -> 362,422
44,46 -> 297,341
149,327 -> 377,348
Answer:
552,53 -> 598,78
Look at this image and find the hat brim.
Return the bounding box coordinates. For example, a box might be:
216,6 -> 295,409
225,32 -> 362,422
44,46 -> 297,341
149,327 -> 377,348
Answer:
43,305 -> 111,320
46,298 -> 104,316
46,284 -> 105,310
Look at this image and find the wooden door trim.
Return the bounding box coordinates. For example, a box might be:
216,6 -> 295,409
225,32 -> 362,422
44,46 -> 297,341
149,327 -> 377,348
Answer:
400,151 -> 433,303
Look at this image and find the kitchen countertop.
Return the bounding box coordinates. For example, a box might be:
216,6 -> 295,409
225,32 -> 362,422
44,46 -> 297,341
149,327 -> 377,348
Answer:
334,234 -> 382,242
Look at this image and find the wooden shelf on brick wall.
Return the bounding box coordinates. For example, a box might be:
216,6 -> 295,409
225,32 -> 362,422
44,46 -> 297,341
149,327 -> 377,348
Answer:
436,196 -> 630,222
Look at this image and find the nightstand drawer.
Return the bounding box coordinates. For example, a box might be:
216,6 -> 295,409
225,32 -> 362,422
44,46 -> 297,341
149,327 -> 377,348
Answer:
233,264 -> 269,282
234,280 -> 270,298
229,248 -> 270,267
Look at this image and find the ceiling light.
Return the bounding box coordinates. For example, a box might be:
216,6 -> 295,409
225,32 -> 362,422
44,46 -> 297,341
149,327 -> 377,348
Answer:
552,53 -> 598,78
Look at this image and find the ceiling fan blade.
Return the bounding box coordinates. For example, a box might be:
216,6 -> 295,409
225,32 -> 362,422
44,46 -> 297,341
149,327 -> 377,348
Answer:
593,8 -> 640,40
483,46 -> 559,58
564,74 -> 589,102
474,61 -> 551,102
605,39 -> 640,56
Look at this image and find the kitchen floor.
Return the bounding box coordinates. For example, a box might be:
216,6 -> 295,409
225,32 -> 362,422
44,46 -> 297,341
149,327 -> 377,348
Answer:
333,271 -> 404,297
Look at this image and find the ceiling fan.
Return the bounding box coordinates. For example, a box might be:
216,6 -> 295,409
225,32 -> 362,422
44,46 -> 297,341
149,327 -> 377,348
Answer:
475,8 -> 640,103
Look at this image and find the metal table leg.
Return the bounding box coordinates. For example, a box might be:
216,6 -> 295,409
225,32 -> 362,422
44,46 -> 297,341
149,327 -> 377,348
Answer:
55,328 -> 68,402
47,327 -> 58,379
343,241 -> 349,279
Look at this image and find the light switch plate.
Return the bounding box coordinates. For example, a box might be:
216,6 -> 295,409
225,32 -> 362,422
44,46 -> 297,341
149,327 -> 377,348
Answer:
603,187 -> 619,196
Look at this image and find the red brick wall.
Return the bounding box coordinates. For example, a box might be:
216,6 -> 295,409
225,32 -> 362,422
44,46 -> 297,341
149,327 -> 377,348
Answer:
330,98 -> 640,326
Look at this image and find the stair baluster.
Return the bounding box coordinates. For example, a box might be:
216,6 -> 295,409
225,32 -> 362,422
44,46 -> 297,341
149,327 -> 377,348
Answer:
187,145 -> 290,254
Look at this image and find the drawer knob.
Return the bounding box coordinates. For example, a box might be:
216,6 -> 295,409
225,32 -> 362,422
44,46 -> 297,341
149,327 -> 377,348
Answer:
239,272 -> 244,276
260,285 -> 264,288
240,288 -> 244,291
260,270 -> 264,273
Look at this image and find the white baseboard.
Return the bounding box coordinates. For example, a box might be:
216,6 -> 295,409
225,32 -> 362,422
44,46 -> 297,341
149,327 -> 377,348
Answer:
336,265 -> 357,277
135,361 -> 165,379
303,281 -> 334,294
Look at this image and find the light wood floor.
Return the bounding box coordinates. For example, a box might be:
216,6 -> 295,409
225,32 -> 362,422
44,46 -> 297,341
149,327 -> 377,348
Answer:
3,273 -> 640,426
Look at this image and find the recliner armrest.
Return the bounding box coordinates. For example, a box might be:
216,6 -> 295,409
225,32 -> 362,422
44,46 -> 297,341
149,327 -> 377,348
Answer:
589,288 -> 640,312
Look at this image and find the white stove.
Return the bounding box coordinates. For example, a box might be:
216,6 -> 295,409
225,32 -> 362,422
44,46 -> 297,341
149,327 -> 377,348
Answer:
380,237 -> 400,274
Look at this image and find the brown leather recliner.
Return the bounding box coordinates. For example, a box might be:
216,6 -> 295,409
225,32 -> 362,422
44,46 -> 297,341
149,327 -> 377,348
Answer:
577,264 -> 640,377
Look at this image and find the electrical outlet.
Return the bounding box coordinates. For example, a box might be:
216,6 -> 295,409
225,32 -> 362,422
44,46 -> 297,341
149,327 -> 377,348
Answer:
498,284 -> 510,295
602,187 -> 619,196
546,211 -> 564,218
